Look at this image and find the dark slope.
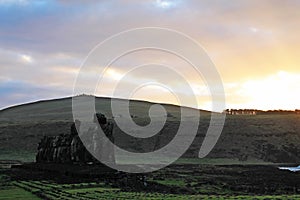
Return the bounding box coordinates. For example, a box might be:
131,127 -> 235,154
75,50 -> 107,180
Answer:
1,96 -> 300,164
0,96 -> 209,161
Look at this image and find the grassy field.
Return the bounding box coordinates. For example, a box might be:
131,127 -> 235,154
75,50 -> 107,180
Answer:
0,186 -> 40,200
174,158 -> 274,165
2,162 -> 300,199
1,96 -> 300,164
0,175 -> 299,200
1,177 -> 300,199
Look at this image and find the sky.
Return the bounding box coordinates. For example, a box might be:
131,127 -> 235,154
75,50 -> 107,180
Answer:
0,0 -> 300,111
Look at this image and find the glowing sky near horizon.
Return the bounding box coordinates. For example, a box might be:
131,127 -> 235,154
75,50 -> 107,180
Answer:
0,0 -> 300,111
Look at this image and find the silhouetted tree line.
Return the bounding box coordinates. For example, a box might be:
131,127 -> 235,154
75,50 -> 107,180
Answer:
224,109 -> 300,115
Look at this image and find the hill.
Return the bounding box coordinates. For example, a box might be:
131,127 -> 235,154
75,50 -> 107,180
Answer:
0,96 -> 300,164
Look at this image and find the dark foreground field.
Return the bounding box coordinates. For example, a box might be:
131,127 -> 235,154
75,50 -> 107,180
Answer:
1,163 -> 300,199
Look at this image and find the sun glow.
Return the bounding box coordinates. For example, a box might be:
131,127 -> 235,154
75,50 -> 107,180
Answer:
105,68 -> 123,81
20,54 -> 33,63
228,71 -> 300,110
155,0 -> 176,9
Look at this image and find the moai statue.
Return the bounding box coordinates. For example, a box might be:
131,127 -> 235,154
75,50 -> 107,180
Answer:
36,136 -> 48,163
91,116 -> 101,161
46,136 -> 55,162
42,137 -> 50,162
55,134 -> 69,163
49,136 -> 57,162
59,134 -> 72,163
71,119 -> 81,137
82,127 -> 95,163
70,120 -> 86,163
93,113 -> 115,164
53,135 -> 62,163
56,135 -> 63,163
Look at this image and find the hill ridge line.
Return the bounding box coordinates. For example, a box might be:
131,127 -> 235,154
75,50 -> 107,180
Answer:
0,95 -> 210,113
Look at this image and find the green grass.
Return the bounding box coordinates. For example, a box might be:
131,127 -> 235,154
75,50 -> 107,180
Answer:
0,179 -> 299,199
154,179 -> 186,187
175,158 -> 273,165
65,187 -> 120,194
0,186 -> 40,200
0,150 -> 35,162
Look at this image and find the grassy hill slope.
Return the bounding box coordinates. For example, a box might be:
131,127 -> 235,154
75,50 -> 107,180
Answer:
0,96 -> 300,164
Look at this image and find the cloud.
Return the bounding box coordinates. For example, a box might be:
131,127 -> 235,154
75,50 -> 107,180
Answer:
0,0 -> 300,110
0,0 -> 29,6
0,48 -> 80,93
225,71 -> 300,110
0,79 -> 71,108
